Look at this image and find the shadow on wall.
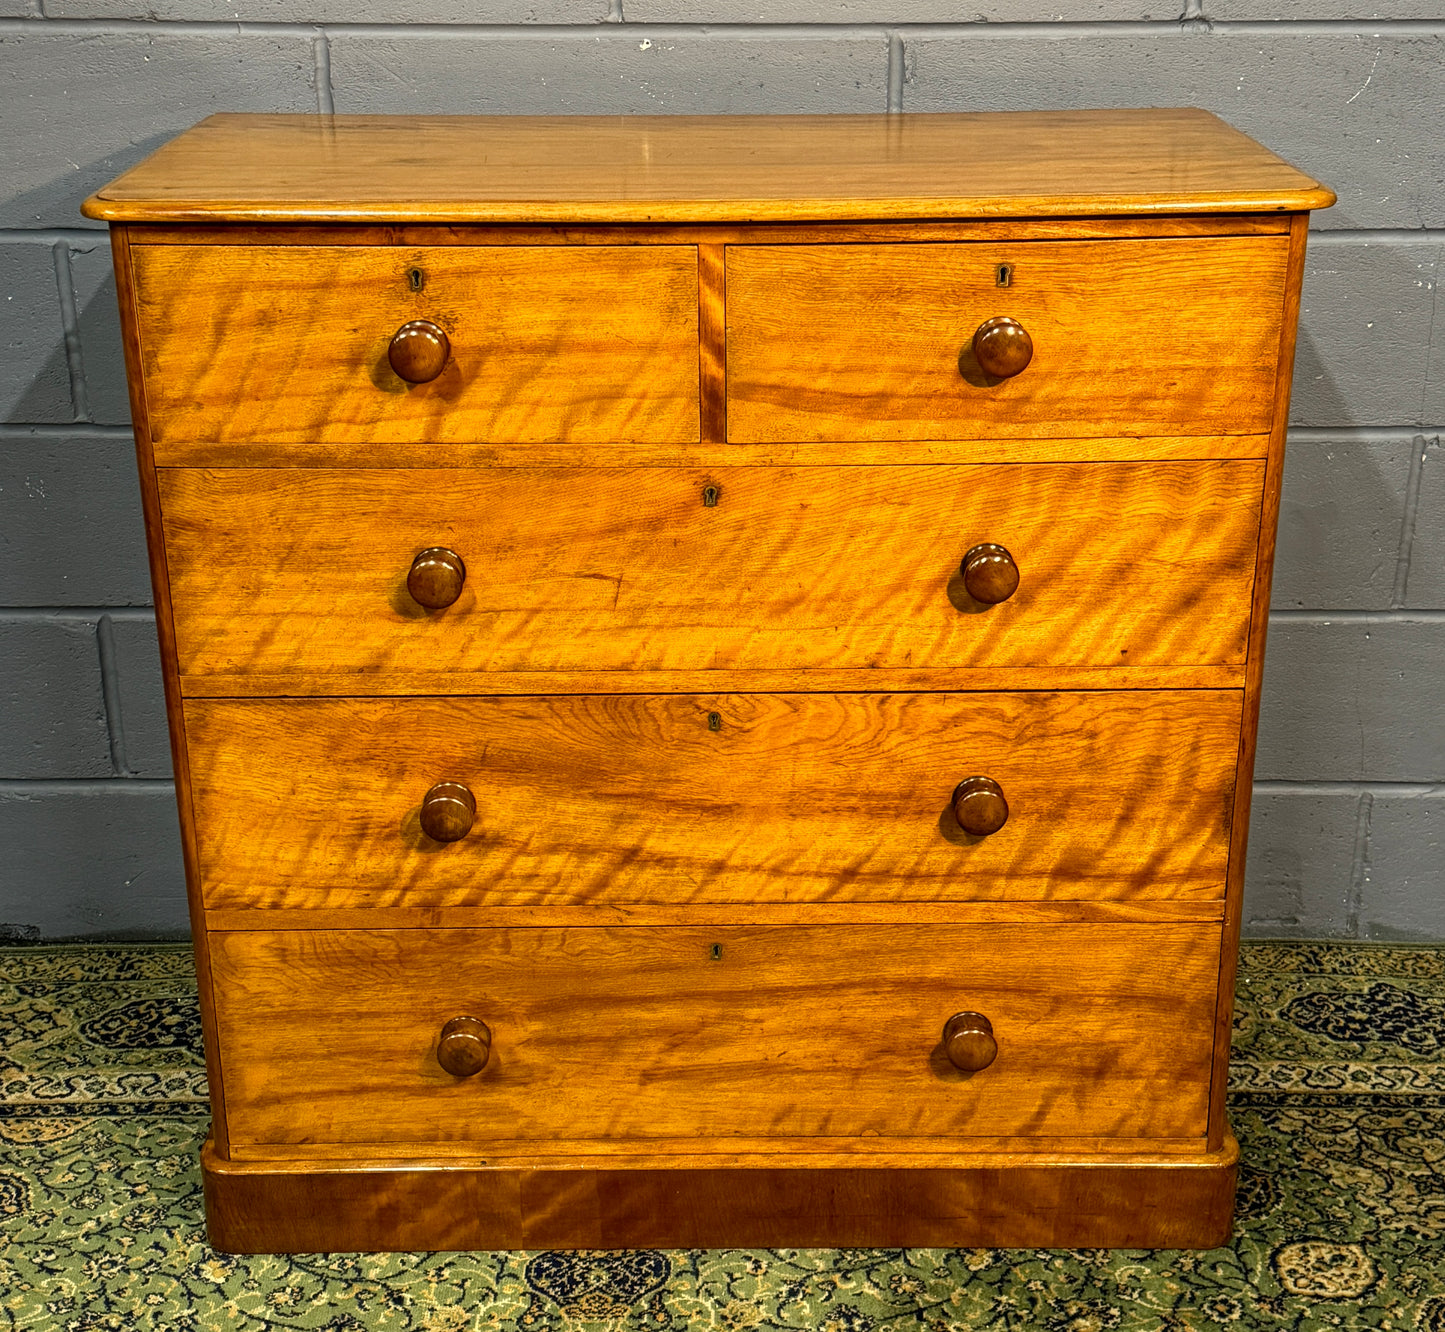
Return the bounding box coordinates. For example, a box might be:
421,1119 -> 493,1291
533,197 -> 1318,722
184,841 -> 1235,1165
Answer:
2,258 -> 128,428
2,130 -> 175,234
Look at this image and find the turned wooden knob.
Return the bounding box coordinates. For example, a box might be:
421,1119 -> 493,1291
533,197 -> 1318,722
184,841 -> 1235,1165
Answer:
437,1015 -> 491,1077
419,781 -> 475,843
943,1011 -> 998,1072
407,547 -> 466,610
388,319 -> 450,383
972,317 -> 1033,379
952,776 -> 1009,837
961,543 -> 1019,605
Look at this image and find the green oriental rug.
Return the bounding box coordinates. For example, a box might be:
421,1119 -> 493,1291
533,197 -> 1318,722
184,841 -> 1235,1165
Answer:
1,941 -> 1442,1330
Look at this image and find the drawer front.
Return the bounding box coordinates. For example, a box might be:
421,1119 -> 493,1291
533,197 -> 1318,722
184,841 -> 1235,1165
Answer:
188,690 -> 1241,909
160,461 -> 1261,678
210,924 -> 1219,1147
132,245 -> 700,450
727,238 -> 1288,441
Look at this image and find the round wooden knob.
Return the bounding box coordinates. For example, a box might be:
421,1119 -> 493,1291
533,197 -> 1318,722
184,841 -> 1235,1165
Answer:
437,1015 -> 491,1077
952,776 -> 1009,837
943,1011 -> 998,1072
388,319 -> 450,384
972,317 -> 1033,379
419,781 -> 475,843
961,543 -> 1019,605
407,547 -> 466,610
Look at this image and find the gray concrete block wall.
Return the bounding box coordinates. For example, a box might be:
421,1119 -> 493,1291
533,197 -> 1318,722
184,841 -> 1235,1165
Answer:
1,2 -> 1442,939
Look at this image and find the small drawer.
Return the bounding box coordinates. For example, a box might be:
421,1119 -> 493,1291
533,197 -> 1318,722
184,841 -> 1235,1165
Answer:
131,245 -> 700,452
209,923 -> 1220,1148
726,237 -> 1289,441
187,690 -> 1241,910
159,460 -> 1261,680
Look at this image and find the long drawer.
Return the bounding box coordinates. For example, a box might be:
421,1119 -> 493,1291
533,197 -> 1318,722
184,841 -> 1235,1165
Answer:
187,690 -> 1241,909
727,238 -> 1288,441
159,461 -> 1261,679
210,923 -> 1220,1148
131,245 -> 701,450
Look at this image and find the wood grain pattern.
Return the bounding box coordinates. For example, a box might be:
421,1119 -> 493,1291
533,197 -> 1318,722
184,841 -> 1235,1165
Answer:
101,217 -> 1297,248
698,243 -> 726,442
152,433 -> 1273,470
226,1132 -> 1217,1162
89,110 -> 1330,1253
109,226 -> 233,1157
202,1131 -> 1239,1251
728,238 -> 1289,441
186,690 -> 1241,910
1208,211 -> 1315,1151
177,664 -> 1246,699
208,924 -> 1219,1147
159,462 -> 1262,679
203,898 -> 1229,934
132,244 -> 700,449
82,110 -> 1331,224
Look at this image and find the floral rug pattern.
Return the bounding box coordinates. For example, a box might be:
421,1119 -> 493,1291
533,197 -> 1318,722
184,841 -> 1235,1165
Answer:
1,942 -> 1443,1330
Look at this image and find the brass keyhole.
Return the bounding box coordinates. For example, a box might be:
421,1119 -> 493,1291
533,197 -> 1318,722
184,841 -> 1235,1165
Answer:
996,264 -> 1013,288
707,711 -> 722,731
709,943 -> 723,960
702,485 -> 720,507
408,267 -> 425,292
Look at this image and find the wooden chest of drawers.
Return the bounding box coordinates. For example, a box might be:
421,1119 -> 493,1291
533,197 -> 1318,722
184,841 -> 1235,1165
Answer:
85,110 -> 1332,1253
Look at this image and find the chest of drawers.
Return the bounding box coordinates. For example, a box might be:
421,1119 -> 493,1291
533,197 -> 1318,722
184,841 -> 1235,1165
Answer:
85,110 -> 1332,1253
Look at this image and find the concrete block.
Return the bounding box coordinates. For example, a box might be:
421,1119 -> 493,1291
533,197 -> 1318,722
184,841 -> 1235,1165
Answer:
901,31 -> 1445,232
0,785 -> 187,940
1,240 -> 71,424
1271,435 -> 1411,611
0,431 -> 151,607
1256,618 -> 1445,783
1292,240 -> 1439,430
1241,789 -> 1361,938
629,0 -> 1176,18
0,0 -> 32,16
67,241 -> 131,427
1361,793 -> 1445,942
1404,435 -> 1445,609
1208,1 -> 1445,15
330,32 -> 888,115
49,0 -> 603,16
0,617 -> 111,779
108,617 -> 172,780
0,30 -> 318,230
1426,310 -> 1445,431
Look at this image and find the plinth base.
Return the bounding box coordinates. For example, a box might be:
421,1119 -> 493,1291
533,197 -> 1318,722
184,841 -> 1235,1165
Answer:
202,1132 -> 1239,1252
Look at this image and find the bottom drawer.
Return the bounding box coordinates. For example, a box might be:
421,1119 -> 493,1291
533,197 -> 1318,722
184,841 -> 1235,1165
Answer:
210,924 -> 1219,1149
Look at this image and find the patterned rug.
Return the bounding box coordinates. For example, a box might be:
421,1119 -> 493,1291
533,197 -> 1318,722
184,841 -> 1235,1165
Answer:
2,941 -> 1443,1330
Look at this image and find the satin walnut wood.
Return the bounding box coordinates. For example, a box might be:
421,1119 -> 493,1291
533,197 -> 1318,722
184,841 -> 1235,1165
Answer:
208,923 -> 1218,1147
82,109 -> 1333,225
186,689 -> 1242,910
159,461 -> 1262,679
727,238 -> 1289,441
131,244 -> 701,450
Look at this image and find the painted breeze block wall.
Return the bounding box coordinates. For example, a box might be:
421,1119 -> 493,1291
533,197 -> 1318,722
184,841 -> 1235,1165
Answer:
1,1 -> 1442,940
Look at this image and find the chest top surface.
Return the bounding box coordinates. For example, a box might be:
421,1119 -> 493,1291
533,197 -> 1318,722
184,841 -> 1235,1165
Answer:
81,108 -> 1333,225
